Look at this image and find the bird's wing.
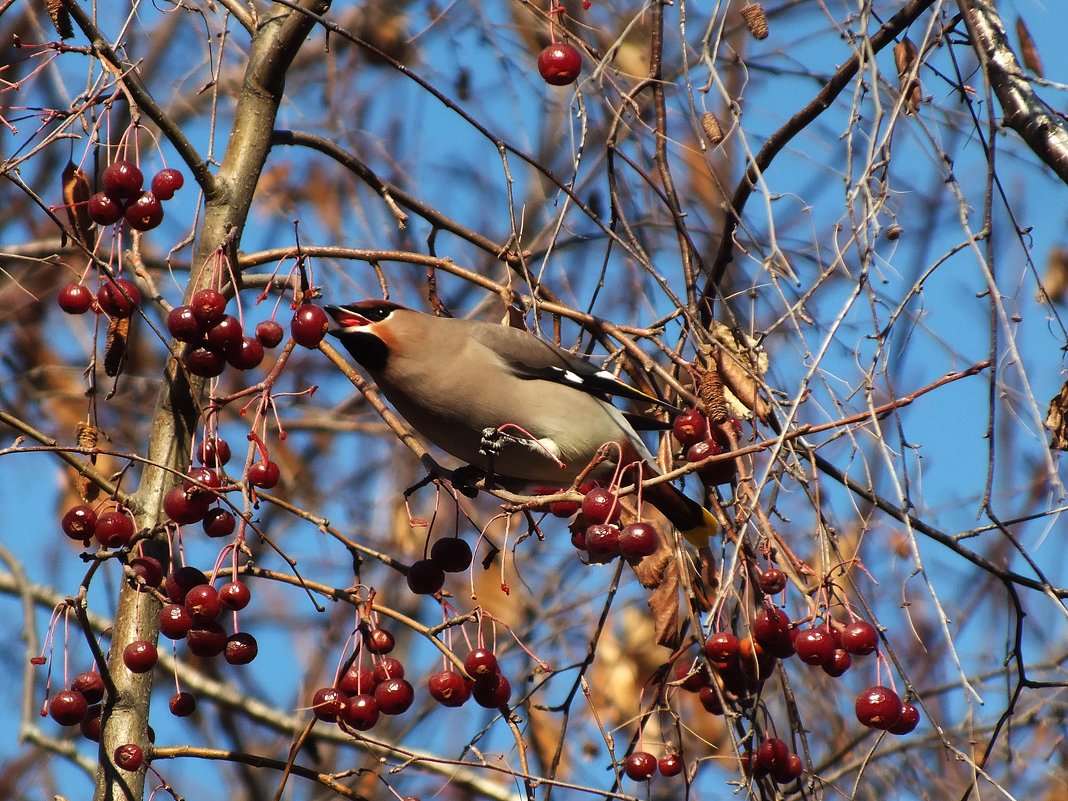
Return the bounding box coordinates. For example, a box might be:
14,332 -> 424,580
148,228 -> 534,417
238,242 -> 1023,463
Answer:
468,323 -> 680,412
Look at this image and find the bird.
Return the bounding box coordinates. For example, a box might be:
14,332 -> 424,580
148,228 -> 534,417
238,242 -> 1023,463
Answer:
325,300 -> 717,545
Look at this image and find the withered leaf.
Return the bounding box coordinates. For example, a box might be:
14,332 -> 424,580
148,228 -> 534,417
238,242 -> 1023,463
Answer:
61,162 -> 95,249
1046,379 -> 1068,450
1016,17 -> 1044,77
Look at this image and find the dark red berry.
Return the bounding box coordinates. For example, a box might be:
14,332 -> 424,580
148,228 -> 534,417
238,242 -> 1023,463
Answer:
182,344 -> 226,377
49,690 -> 89,726
888,701 -> 920,735
206,315 -> 243,353
58,283 -> 95,314
101,160 -> 143,200
202,507 -> 236,538
372,657 -> 405,684
584,523 -> 620,560
227,336 -> 265,370
698,686 -> 724,714
113,742 -> 144,771
129,555 -> 164,590
619,521 -> 660,560
672,408 -> 707,447
841,620 -> 878,655
184,466 -> 222,500
365,628 -> 395,654
855,685 -> 902,729
430,537 -> 473,572
312,687 -> 347,722
794,627 -> 835,666
190,289 -> 227,329
255,319 -> 285,348
757,567 -> 787,594
658,753 -> 683,777
247,460 -> 280,489
224,631 -> 258,664
822,648 -> 852,677
686,437 -> 736,485
341,693 -> 379,730
471,673 -> 511,708
464,648 -> 499,679
166,565 -> 208,603
169,691 -> 196,717
184,583 -> 221,622
537,42 -> 582,86
186,622 -> 227,658
151,168 -> 184,200
623,751 -> 657,781
197,438 -> 231,467
772,752 -> 803,784
163,485 -> 210,524
674,659 -> 709,692
86,192 -> 124,225
406,558 -> 445,594
756,738 -> 789,773
80,705 -> 102,741
374,678 -> 415,715
219,580 -> 251,610
95,510 -> 134,548
62,504 -> 98,542
548,495 -> 581,518
337,666 -> 374,696
159,603 -> 193,639
428,670 -> 471,707
291,304 -> 330,348
124,191 -> 164,230
122,640 -> 158,673
581,487 -> 620,524
96,278 -> 140,318
71,671 -> 105,705
703,631 -> 739,662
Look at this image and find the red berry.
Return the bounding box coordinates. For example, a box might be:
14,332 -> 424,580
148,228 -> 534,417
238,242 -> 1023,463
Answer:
686,437 -> 735,485
703,631 -> 740,662
471,673 -> 511,708
101,160 -> 143,200
224,631 -> 258,664
71,671 -> 105,705
247,460 -> 280,489
312,687 -> 347,722
190,289 -> 227,329
581,487 -> 620,524
183,344 -> 226,377
794,627 -> 836,666
184,466 -> 222,500
129,555 -> 164,590
372,657 -> 405,684
202,508 -> 237,538
548,496 -> 581,517
96,278 -> 140,318
374,678 -> 415,715
623,751 -> 657,781
255,319 -> 285,348
337,666 -> 374,695
822,648 -> 852,677
584,523 -> 620,560
227,336 -> 265,370
464,648 -> 499,678
206,315 -> 244,353
169,691 -> 196,717
428,670 -> 471,707
163,485 -> 210,524
151,168 -> 184,199
186,622 -> 227,658
122,640 -> 158,673
124,191 -> 164,230
291,304 -> 330,348
672,408 -> 707,447
49,690 -> 89,726
341,693 -> 379,730
197,437 -> 231,467
888,701 -> 920,735
752,607 -> 791,647
166,565 -> 209,603
757,567 -> 787,594
365,628 -> 395,654
841,620 -> 878,655
855,685 -> 902,730
406,559 -> 445,594
219,580 -> 251,610
674,659 -> 709,692
698,686 -> 724,714
86,192 -> 124,225
80,705 -> 102,741
184,583 -> 221,622
537,43 -> 582,86
113,742 -> 144,771
95,510 -> 134,548
58,283 -> 95,314
772,752 -> 803,784
619,521 -> 660,560
658,753 -> 683,777
756,737 -> 790,773
61,504 -> 98,542
430,537 -> 473,572
159,603 -> 193,639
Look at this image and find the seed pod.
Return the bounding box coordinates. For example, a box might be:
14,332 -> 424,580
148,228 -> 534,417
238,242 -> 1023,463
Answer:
700,112 -> 724,146
741,4 -> 769,40
698,357 -> 730,424
104,316 -> 130,377
75,422 -> 100,501
46,0 -> 73,39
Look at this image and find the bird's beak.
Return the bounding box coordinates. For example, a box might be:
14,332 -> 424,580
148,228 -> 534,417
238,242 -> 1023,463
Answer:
324,304 -> 372,336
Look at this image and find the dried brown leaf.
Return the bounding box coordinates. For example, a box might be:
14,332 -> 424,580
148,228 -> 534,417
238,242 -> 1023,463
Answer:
1046,379 -> 1068,451
61,162 -> 95,249
647,557 -> 682,648
1015,17 -> 1044,77
104,316 -> 130,377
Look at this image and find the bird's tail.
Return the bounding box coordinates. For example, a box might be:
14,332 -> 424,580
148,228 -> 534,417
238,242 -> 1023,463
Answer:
644,480 -> 718,547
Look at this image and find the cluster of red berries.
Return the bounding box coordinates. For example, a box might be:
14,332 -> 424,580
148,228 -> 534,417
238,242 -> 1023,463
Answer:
49,672 -> 148,772
85,160 -> 183,231
405,536 -> 473,595
560,485 -> 662,564
58,275 -> 142,318
672,407 -> 740,486
621,750 -> 685,781
154,566 -> 257,667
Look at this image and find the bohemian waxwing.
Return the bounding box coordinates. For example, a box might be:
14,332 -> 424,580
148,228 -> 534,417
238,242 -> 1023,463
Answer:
325,300 -> 718,545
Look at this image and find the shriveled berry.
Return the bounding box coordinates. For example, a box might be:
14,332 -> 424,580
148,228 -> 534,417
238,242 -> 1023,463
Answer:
584,523 -> 620,560
186,622 -> 227,658
428,670 -> 471,707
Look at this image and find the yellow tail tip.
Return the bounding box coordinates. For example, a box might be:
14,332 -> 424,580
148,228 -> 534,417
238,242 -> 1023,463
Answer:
680,507 -> 718,547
